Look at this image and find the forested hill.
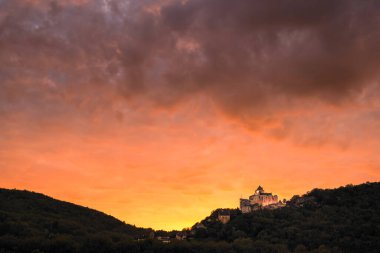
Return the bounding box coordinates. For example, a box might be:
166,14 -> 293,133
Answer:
0,188 -> 152,252
0,183 -> 380,253
190,182 -> 380,252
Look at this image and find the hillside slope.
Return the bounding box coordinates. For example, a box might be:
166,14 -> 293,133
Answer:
190,182 -> 380,252
0,183 -> 379,253
0,189 -> 151,253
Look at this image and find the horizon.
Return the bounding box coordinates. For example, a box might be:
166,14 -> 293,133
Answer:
1,0 -> 380,231
1,181 -> 374,231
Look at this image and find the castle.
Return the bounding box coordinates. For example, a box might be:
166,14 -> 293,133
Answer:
240,185 -> 279,213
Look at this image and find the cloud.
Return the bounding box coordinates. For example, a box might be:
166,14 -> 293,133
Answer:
1,0 -> 380,132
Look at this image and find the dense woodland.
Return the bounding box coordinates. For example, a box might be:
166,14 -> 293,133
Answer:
0,182 -> 379,253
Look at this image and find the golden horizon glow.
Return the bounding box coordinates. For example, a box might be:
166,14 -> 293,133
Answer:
1,97 -> 379,230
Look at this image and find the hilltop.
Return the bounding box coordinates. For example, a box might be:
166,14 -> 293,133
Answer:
0,189 -> 153,252
0,182 -> 379,253
189,182 -> 380,252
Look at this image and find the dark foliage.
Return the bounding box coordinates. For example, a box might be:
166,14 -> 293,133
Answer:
190,182 -> 380,253
0,182 -> 379,253
0,189 -> 152,253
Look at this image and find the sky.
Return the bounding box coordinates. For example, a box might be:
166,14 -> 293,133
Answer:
1,0 -> 380,230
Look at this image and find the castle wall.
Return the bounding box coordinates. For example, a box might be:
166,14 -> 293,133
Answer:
249,194 -> 278,206
241,205 -> 251,213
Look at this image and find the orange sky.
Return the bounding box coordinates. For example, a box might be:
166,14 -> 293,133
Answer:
1,94 -> 379,230
1,0 -> 380,230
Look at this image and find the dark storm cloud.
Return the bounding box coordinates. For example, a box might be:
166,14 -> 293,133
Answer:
1,0 -> 380,124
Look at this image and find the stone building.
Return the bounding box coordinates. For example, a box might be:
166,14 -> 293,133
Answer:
240,185 -> 279,213
217,209 -> 231,224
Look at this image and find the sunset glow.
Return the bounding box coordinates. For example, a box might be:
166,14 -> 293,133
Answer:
1,0 -> 380,230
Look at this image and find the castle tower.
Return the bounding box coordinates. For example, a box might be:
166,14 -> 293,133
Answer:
255,185 -> 264,195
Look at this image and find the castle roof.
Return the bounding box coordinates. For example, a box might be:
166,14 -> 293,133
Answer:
256,185 -> 264,191
250,192 -> 273,198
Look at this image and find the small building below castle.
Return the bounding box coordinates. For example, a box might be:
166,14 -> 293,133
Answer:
240,185 -> 279,213
217,209 -> 231,224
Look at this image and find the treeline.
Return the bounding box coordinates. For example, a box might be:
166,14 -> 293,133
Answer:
0,236 -> 347,253
1,183 -> 380,253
